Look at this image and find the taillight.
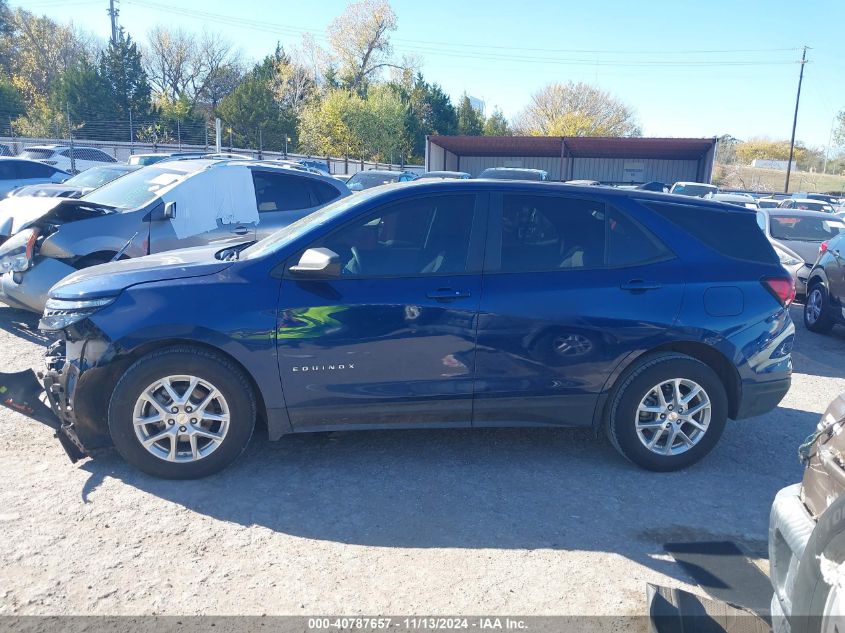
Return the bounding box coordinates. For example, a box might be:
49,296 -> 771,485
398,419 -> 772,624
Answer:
762,276 -> 795,307
820,241 -> 829,256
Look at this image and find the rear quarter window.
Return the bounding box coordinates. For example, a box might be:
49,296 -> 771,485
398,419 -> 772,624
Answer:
310,180 -> 343,205
646,201 -> 777,264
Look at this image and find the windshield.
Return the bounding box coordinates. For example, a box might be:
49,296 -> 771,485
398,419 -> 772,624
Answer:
671,183 -> 718,197
794,201 -> 834,213
20,148 -> 57,160
65,166 -> 130,189
346,172 -> 400,191
241,189 -> 377,260
128,155 -> 169,166
770,215 -> 845,241
758,200 -> 780,208
82,165 -> 192,210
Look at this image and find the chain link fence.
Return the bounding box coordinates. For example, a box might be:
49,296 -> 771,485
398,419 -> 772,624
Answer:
0,116 -> 423,176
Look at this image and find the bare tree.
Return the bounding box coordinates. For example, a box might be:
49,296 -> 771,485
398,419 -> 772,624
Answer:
514,82 -> 641,137
327,0 -> 399,92
144,26 -> 195,100
144,26 -> 242,106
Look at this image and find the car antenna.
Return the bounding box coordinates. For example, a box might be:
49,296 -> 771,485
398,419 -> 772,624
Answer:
111,232 -> 139,262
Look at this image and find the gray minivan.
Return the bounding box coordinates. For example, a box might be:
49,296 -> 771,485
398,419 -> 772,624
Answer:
0,159 -> 350,312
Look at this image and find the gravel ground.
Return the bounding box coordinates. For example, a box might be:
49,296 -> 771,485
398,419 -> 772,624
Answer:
0,303 -> 841,618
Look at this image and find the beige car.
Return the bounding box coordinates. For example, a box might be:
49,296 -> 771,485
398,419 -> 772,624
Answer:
769,393 -> 845,632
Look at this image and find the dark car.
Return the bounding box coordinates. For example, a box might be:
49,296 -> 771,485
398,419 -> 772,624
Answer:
3,181 -> 794,479
8,164 -> 139,199
479,167 -> 549,181
0,158 -> 69,197
804,230 -> 845,334
346,169 -> 418,191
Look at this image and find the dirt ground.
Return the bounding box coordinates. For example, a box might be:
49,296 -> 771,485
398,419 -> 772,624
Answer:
0,303 -> 840,617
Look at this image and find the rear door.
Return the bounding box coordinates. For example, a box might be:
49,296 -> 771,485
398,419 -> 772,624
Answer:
252,171 -> 337,239
277,192 -> 487,430
473,192 -> 685,427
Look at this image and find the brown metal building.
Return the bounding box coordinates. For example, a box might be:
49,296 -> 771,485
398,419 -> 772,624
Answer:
424,135 -> 717,184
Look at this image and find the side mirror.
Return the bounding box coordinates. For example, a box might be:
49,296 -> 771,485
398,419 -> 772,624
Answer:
163,201 -> 176,219
289,247 -> 341,277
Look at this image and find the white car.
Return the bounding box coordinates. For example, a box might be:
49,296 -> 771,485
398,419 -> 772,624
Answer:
779,198 -> 836,213
711,192 -> 758,210
18,145 -> 118,174
757,197 -> 782,209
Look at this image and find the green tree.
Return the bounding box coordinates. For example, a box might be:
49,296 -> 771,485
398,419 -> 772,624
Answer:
49,61 -> 112,136
98,32 -> 151,124
217,54 -> 297,152
0,76 -> 25,124
456,93 -> 483,135
299,88 -> 365,157
483,108 -> 511,136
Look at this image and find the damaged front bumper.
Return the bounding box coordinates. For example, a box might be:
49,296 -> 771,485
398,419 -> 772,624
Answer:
0,342 -> 88,462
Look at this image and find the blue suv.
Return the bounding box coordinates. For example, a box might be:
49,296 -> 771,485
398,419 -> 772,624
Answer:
3,181 -> 795,478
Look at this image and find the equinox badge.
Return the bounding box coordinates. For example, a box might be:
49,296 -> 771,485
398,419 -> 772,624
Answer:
292,363 -> 356,372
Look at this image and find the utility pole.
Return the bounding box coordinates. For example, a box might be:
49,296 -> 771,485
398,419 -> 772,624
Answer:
65,103 -> 76,174
107,0 -> 119,44
785,45 -> 809,193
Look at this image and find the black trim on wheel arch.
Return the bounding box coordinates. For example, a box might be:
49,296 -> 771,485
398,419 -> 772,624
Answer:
605,352 -> 728,471
107,346 -> 256,479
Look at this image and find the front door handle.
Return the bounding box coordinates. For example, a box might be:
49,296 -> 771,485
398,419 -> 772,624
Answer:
620,279 -> 663,292
232,226 -> 249,236
427,288 -> 471,301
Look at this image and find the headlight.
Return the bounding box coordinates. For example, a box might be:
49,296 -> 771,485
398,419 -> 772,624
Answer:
0,228 -> 39,273
776,249 -> 801,267
39,296 -> 116,331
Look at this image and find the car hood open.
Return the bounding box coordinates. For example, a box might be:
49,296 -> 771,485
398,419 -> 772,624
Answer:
49,244 -> 235,300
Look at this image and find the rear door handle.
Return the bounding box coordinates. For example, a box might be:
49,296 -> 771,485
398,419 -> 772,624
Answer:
620,280 -> 663,292
232,226 -> 249,236
427,288 -> 471,301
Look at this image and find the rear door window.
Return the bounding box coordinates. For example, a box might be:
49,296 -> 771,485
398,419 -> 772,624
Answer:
310,180 -> 343,205
17,161 -> 58,178
496,195 -> 607,272
606,207 -> 673,267
253,172 -> 314,212
0,161 -> 19,179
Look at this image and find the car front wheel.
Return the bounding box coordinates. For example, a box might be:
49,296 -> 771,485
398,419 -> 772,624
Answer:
606,353 -> 728,471
108,346 -> 256,479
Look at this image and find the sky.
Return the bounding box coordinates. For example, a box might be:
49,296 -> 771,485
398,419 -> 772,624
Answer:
16,0 -> 845,150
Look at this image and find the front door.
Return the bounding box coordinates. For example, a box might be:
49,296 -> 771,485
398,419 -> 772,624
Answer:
473,192 -> 684,427
277,193 -> 487,430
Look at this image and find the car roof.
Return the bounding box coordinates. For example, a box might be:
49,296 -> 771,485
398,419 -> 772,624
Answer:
483,167 -> 546,173
357,178 -> 757,213
713,193 -> 754,200
788,198 -> 830,204
21,144 -> 67,151
354,169 -> 404,176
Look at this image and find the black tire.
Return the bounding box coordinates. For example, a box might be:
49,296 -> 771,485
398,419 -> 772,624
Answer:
789,495 -> 845,633
804,282 -> 835,334
605,352 -> 728,471
108,346 -> 256,479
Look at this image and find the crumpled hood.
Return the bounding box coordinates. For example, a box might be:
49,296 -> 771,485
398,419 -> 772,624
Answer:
49,244 -> 235,300
0,196 -> 64,237
11,184 -> 89,199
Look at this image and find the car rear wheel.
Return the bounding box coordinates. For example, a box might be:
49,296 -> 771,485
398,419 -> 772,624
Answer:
108,347 -> 256,479
606,353 -> 728,471
805,283 -> 835,334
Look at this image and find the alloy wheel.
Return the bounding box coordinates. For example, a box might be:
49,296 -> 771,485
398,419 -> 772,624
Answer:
132,375 -> 230,463
635,378 -> 712,456
806,288 -> 823,325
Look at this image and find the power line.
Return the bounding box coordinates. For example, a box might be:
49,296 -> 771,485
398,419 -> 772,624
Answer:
124,0 -> 801,62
